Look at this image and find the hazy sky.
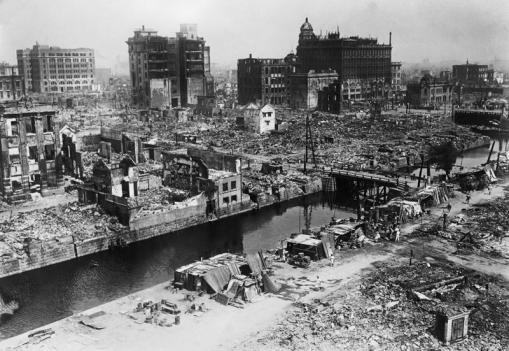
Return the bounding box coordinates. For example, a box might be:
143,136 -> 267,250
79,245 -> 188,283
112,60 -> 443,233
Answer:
1,0 -> 508,73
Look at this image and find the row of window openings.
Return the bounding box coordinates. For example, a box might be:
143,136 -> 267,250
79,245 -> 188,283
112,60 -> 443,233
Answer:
10,145 -> 56,164
8,117 -> 54,136
0,82 -> 21,89
221,180 -> 236,192
0,91 -> 21,99
265,87 -> 285,94
42,74 -> 93,78
43,80 -> 92,85
222,195 -> 238,205
39,53 -> 92,57
44,86 -> 91,92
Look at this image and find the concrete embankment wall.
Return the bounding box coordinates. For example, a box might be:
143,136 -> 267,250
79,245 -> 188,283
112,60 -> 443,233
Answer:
0,179 -> 323,279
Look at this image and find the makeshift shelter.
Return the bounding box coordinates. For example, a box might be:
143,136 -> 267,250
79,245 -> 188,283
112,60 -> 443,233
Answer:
324,222 -> 363,246
416,185 -> 449,208
173,253 -> 251,293
286,234 -> 326,260
224,275 -> 261,302
374,198 -> 423,223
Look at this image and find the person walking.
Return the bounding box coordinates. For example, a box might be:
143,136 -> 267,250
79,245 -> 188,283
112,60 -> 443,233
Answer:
466,193 -> 471,204
394,225 -> 401,242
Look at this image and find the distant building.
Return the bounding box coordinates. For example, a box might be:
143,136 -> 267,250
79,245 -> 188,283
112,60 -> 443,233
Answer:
0,107 -> 66,204
126,24 -> 214,109
439,71 -> 453,82
406,74 -> 453,108
287,70 -> 338,109
296,18 -> 392,83
237,55 -> 294,106
391,62 -> 402,91
0,64 -> 23,102
452,62 -> 489,85
17,43 -> 95,94
95,68 -> 112,91
241,103 -> 276,134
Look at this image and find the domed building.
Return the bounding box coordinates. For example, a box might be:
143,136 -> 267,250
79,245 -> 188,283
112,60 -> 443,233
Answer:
299,17 -> 315,42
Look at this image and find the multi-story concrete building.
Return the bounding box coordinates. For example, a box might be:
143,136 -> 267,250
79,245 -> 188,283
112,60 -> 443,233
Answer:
406,74 -> 453,108
452,62 -> 489,85
127,24 -> 213,109
17,43 -> 95,94
237,55 -> 295,106
0,64 -> 24,102
0,107 -> 64,204
296,18 -> 392,83
391,62 -> 402,91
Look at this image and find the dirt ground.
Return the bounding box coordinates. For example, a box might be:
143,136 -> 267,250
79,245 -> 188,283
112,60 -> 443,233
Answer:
1,182 -> 509,351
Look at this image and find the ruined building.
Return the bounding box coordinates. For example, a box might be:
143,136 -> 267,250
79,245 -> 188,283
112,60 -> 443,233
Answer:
92,156 -> 139,198
237,55 -> 295,105
127,24 -> 214,109
406,74 -> 453,108
17,43 -> 95,94
452,62 -> 489,86
0,107 -> 64,203
0,64 -> 24,102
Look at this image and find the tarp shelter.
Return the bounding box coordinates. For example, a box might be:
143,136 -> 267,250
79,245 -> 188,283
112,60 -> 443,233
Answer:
324,222 -> 363,246
224,275 -> 261,301
286,234 -> 326,260
416,185 -> 448,207
374,198 -> 423,223
174,253 -> 251,293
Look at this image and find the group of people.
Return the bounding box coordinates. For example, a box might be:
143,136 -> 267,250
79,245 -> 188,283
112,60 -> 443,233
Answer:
373,222 -> 401,242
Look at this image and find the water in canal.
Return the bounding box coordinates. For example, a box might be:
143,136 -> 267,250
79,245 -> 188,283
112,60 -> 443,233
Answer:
0,192 -> 353,339
0,136 -> 505,339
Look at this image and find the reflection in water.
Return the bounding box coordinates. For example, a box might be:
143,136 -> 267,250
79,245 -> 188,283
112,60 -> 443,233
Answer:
413,136 -> 509,178
0,193 -> 353,339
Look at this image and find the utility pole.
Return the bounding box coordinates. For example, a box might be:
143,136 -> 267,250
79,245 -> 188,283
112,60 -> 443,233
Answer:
304,112 -> 309,174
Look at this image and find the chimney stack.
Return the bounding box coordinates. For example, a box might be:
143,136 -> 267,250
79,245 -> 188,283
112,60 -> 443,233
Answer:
389,32 -> 392,46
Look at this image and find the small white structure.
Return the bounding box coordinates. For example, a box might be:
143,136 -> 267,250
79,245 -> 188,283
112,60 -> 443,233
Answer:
242,103 -> 276,134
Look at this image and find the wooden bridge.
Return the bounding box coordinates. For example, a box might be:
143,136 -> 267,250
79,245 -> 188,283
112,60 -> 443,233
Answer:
329,169 -> 401,187
323,168 -> 408,218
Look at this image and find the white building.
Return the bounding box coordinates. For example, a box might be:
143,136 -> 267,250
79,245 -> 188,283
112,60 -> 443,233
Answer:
242,103 -> 276,134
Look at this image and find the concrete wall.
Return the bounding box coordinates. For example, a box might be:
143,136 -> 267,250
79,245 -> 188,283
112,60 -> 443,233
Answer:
187,147 -> 240,173
129,201 -> 206,231
0,180 -> 321,279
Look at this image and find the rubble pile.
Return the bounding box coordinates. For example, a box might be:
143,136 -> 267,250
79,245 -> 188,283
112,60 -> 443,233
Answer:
422,198 -> 509,258
0,202 -> 126,259
190,111 -> 487,172
242,168 -> 317,197
255,260 -> 508,351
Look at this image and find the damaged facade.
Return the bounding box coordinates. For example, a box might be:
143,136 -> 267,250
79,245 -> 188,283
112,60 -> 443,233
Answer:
0,107 -> 67,203
406,74 -> 453,108
127,24 -> 214,109
92,156 -> 139,198
237,55 -> 295,106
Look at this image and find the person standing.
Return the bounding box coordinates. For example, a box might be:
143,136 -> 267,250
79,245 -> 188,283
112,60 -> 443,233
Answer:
394,225 -> 401,242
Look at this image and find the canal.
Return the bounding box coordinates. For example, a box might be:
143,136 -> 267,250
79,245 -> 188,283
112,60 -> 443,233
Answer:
0,136 -> 505,339
0,192 -> 353,339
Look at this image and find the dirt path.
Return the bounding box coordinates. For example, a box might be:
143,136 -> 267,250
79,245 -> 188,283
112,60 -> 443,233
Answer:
1,251 -> 391,351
